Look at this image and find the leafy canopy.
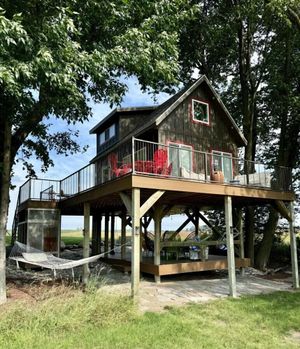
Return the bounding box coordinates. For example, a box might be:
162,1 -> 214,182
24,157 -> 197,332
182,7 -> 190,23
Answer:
0,0 -> 194,172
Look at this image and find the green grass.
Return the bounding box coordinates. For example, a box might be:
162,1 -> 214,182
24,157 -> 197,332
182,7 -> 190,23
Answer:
1,290 -> 300,349
61,236 -> 83,245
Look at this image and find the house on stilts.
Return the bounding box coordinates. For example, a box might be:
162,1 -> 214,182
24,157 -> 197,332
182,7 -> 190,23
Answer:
11,75 -> 298,297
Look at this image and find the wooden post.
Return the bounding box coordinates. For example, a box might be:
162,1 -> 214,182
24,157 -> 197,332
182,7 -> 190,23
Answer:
110,212 -> 115,255
140,218 -> 143,262
289,202 -> 299,289
121,213 -> 127,260
92,214 -> 102,255
57,211 -> 62,257
154,209 -> 162,283
224,196 -> 237,297
104,212 -> 109,256
131,188 -> 140,299
83,202 -> 90,284
237,208 -> 245,277
194,209 -> 199,237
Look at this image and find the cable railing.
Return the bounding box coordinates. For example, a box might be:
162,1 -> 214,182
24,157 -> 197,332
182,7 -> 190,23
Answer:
18,137 -> 293,205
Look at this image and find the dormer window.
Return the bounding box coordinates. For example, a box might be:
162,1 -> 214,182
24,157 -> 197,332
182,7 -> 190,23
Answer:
99,123 -> 116,146
192,99 -> 210,125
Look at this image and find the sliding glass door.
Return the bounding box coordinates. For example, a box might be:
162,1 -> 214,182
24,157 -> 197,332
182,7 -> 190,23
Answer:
168,143 -> 192,177
212,150 -> 233,182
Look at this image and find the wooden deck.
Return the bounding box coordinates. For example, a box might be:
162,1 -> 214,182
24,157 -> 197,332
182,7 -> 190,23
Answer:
58,173 -> 295,215
101,254 -> 251,277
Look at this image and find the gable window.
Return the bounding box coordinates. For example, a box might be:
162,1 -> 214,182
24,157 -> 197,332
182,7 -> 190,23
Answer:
192,99 -> 210,125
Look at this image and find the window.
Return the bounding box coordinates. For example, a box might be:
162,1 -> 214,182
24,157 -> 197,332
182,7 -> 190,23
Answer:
212,150 -> 233,182
192,99 -> 209,125
168,142 -> 192,177
99,123 -> 116,146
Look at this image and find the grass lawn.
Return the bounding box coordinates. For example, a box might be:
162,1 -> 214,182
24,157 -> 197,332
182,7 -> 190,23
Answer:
61,230 -> 83,246
1,289 -> 300,349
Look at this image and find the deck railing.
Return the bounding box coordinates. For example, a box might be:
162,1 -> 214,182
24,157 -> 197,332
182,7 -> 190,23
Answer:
18,137 -> 293,205
133,139 -> 292,191
19,178 -> 61,204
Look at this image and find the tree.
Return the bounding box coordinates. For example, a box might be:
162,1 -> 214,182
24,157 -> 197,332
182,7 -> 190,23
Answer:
255,14 -> 300,268
178,0 -> 300,268
0,0 -> 193,303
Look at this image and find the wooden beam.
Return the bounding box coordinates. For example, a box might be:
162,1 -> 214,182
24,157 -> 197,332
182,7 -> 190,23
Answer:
131,188 -> 140,299
170,216 -> 192,240
289,202 -> 299,289
104,212 -> 109,256
83,202 -> 90,284
110,212 -> 115,255
153,208 -> 162,283
194,209 -> 199,236
224,196 -> 237,297
158,258 -> 250,276
140,190 -> 165,218
92,214 -> 102,256
197,212 -> 222,237
121,213 -> 127,260
185,209 -> 196,226
132,175 -> 295,201
273,200 -> 292,222
119,192 -> 132,214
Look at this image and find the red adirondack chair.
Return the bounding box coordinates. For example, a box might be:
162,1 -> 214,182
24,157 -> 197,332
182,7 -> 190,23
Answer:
108,153 -> 131,177
153,149 -> 172,175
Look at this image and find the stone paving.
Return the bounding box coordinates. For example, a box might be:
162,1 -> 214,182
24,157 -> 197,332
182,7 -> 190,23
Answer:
7,254 -> 294,313
100,272 -> 293,312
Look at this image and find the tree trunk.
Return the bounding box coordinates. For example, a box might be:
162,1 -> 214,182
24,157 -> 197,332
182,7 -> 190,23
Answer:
245,206 -> 255,263
255,31 -> 297,269
255,207 -> 279,270
0,119 -> 12,304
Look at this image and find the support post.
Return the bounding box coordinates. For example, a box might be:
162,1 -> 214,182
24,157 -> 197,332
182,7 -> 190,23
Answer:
237,208 -> 245,277
121,213 -> 127,260
104,212 -> 109,256
194,209 -> 199,237
92,214 -> 102,255
131,188 -> 140,299
83,202 -> 90,284
289,202 -> 299,289
154,208 -> 162,283
224,196 -> 237,297
110,212 -> 115,255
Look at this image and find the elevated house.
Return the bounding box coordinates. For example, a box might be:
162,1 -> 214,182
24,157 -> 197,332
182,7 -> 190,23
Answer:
12,76 -> 298,297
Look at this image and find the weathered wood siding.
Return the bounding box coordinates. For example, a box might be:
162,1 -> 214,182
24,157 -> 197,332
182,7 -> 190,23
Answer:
158,84 -> 238,156
119,112 -> 152,139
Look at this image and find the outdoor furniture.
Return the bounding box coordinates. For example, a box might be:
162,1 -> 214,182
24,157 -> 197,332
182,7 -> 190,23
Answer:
153,149 -> 168,174
108,153 -> 131,177
135,160 -> 154,173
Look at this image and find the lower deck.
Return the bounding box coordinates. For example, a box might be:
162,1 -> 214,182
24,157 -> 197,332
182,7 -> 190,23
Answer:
101,252 -> 251,277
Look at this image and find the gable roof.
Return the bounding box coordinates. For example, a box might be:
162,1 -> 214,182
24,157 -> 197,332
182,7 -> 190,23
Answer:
89,106 -> 157,134
133,75 -> 247,146
90,75 -> 247,162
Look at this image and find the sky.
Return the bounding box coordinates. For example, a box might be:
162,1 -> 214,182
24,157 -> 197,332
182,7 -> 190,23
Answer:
8,76 -> 195,232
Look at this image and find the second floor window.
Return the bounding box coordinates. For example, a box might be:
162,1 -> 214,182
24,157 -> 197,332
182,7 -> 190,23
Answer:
192,99 -> 210,125
99,124 -> 116,146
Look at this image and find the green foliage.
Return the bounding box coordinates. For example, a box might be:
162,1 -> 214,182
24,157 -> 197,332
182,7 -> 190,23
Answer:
1,291 -> 300,348
0,0 -> 193,172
